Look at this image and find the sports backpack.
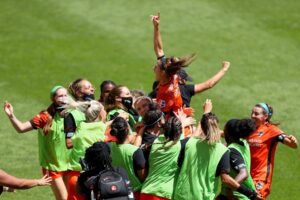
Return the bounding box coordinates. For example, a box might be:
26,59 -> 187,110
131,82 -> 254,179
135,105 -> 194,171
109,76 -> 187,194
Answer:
85,168 -> 132,200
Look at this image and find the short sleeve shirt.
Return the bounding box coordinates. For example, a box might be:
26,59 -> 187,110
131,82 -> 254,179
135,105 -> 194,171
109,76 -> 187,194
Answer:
229,147 -> 246,172
30,111 -> 49,129
179,84 -> 195,107
148,82 -> 195,108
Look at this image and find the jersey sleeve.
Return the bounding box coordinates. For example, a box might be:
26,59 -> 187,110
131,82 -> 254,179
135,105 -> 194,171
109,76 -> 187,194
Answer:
186,84 -> 195,96
64,113 -> 77,138
177,137 -> 190,167
269,125 -> 284,139
30,112 -> 49,129
133,148 -> 146,171
229,147 -> 246,172
276,134 -> 287,143
148,81 -> 159,98
216,150 -> 231,176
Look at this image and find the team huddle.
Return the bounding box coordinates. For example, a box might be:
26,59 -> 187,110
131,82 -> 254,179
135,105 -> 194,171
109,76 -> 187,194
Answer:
1,13 -> 298,200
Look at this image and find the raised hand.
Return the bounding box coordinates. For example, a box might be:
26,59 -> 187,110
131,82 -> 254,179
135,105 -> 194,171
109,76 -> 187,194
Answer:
174,108 -> 187,123
151,12 -> 160,27
222,61 -> 230,72
288,135 -> 298,144
4,101 -> 14,118
203,99 -> 213,114
285,135 -> 298,148
183,117 -> 196,128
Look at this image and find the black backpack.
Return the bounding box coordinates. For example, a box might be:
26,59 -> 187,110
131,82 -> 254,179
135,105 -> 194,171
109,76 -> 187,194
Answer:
84,169 -> 131,200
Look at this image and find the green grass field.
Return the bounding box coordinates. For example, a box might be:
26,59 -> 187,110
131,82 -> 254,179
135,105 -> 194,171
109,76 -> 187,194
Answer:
0,0 -> 299,199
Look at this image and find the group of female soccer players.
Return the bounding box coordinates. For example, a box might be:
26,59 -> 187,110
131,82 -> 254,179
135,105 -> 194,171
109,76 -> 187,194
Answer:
2,13 -> 298,200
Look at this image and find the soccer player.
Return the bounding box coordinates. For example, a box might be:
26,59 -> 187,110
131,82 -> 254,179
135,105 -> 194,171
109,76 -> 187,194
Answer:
134,96 -> 153,118
64,78 -> 96,149
173,99 -> 261,200
218,118 -> 257,199
4,86 -> 70,200
77,142 -> 134,200
66,100 -> 107,200
150,13 -> 230,116
248,103 -> 298,199
98,80 -> 116,105
105,85 -> 140,131
109,117 -> 146,200
150,13 -> 195,117
140,116 -> 187,200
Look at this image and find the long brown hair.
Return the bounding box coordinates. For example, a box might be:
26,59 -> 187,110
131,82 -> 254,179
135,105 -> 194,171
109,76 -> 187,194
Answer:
62,98 -> 104,123
68,78 -> 84,100
200,112 -> 221,145
162,54 -> 196,77
41,104 -> 57,135
159,117 -> 182,150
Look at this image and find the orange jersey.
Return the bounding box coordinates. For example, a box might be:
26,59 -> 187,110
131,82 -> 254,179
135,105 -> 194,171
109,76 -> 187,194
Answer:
157,75 -> 183,114
247,123 -> 283,183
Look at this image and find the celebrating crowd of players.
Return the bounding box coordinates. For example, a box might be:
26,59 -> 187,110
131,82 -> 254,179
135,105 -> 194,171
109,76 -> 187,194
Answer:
2,13 -> 298,200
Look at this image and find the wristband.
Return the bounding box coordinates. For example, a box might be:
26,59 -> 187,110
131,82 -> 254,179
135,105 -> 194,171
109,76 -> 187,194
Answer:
157,55 -> 166,70
157,55 -> 165,60
66,132 -> 75,138
237,184 -> 257,199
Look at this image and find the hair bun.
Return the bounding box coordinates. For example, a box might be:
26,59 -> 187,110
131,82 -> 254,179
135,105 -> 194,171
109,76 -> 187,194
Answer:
110,127 -> 118,136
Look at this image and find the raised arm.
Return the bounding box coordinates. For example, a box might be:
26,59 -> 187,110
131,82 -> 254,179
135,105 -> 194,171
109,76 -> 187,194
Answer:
151,13 -> 164,58
194,61 -> 230,94
4,101 -> 33,133
0,169 -> 52,189
203,99 -> 213,114
174,108 -> 196,137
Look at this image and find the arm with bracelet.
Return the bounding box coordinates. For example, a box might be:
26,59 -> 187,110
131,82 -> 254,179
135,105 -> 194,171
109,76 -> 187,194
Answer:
64,113 -> 77,148
218,152 -> 262,200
